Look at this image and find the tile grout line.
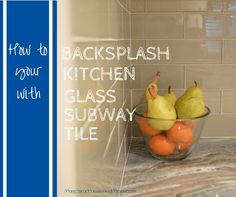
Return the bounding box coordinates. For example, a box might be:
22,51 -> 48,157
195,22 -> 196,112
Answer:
183,12 -> 185,39
221,39 -> 224,64
144,0 -> 146,12
71,38 -> 236,41
184,65 -> 187,89
220,90 -> 223,114
130,11 -> 236,14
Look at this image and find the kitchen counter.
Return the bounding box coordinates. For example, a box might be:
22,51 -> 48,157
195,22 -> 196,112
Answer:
122,138 -> 236,197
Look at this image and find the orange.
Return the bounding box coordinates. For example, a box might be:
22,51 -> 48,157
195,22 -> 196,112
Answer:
175,138 -> 193,151
138,113 -> 161,136
167,122 -> 193,144
183,120 -> 197,128
148,135 -> 175,156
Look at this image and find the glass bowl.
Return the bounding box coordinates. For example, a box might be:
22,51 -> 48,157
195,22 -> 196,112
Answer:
133,103 -> 210,161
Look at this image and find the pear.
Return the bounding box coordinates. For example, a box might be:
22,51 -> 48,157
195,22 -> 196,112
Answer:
163,86 -> 176,106
147,85 -> 176,131
145,72 -> 160,101
175,81 -> 205,119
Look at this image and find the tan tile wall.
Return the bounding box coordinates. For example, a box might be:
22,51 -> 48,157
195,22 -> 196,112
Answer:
130,0 -> 236,137
58,0 -> 131,196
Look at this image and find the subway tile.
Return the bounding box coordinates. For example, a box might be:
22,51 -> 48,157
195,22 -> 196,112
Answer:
109,0 -> 124,39
131,0 -> 145,12
223,40 -> 236,63
118,0 -> 130,11
222,90 -> 236,113
71,0 -> 109,39
110,80 -> 124,110
146,40 -> 221,64
131,89 -> 185,107
186,65 -> 236,89
131,14 -> 184,39
202,114 -> 236,137
185,14 -> 236,38
224,0 -> 236,12
123,11 -> 130,39
132,90 -> 145,108
130,40 -> 146,64
146,0 -> 222,12
181,0 -> 223,12
74,41 -> 118,66
117,40 -> 131,65
146,0 -> 181,12
124,78 -> 132,108
132,65 -> 185,89
203,90 -> 221,114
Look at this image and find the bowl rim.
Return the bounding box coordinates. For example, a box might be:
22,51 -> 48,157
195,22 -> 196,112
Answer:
133,103 -> 211,121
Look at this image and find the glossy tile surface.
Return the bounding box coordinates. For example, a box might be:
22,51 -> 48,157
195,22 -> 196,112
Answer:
186,65 -> 236,89
146,40 -> 221,64
131,14 -> 184,39
185,14 -> 236,38
223,40 -> 236,63
222,90 -> 236,113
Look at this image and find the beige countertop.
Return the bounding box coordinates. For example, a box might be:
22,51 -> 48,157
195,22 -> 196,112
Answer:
122,138 -> 236,197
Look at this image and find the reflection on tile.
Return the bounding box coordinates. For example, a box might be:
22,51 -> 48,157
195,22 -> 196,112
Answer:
132,65 -> 185,89
131,0 -> 145,12
202,114 -> 236,137
224,0 -> 236,12
181,0 -> 222,12
223,40 -> 236,63
145,0 -> 222,12
222,91 -> 236,113
131,14 -> 184,39
186,65 -> 236,89
185,14 -> 224,38
185,14 -> 236,38
118,0 -> 130,11
146,40 -> 221,64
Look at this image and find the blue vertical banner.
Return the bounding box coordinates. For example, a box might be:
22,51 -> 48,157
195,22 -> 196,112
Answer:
7,1 -> 49,197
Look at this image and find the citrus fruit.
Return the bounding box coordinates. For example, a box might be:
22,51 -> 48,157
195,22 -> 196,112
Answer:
138,113 -> 161,136
167,122 -> 193,144
175,138 -> 193,151
148,135 -> 175,156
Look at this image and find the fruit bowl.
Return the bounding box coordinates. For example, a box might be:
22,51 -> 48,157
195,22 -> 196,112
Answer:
134,103 -> 210,161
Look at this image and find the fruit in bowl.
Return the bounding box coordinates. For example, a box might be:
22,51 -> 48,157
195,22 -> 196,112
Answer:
134,72 -> 210,161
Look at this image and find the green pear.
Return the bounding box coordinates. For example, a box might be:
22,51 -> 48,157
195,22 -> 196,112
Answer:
175,81 -> 205,119
147,86 -> 176,131
145,72 -> 160,101
163,86 -> 176,106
